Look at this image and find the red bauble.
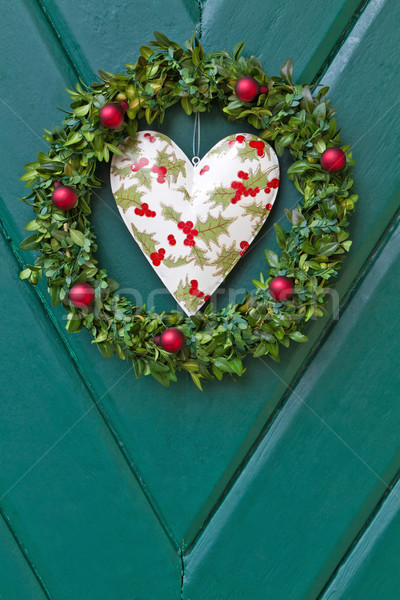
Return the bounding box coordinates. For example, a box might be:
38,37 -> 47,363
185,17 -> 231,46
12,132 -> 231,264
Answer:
52,185 -> 77,210
153,335 -> 161,346
320,147 -> 346,172
69,283 -> 95,308
235,76 -> 260,102
160,327 -> 186,353
269,276 -> 294,301
99,103 -> 125,129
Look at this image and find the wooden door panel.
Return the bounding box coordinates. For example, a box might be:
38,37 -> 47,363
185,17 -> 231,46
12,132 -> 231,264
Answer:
1,0 -> 399,597
182,209 -> 400,599
0,515 -> 46,599
321,475 -> 400,599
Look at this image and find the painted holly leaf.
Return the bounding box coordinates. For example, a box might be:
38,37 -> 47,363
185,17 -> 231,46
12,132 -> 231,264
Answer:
163,254 -> 194,268
111,164 -> 132,179
133,167 -> 152,190
131,222 -> 158,256
208,142 -> 231,157
123,136 -> 143,157
156,145 -> 186,183
237,143 -> 272,161
195,214 -> 236,247
177,186 -> 191,202
174,276 -> 203,313
162,204 -> 181,223
243,201 -> 268,222
208,186 -> 235,209
246,165 -> 277,190
208,241 -> 240,278
189,243 -> 208,269
114,184 -> 142,213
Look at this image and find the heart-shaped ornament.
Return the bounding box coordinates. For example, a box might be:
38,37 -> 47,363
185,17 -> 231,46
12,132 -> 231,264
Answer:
110,131 -> 279,316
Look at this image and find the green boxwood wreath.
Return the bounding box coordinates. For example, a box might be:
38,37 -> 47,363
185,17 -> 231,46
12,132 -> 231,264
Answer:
19,31 -> 357,389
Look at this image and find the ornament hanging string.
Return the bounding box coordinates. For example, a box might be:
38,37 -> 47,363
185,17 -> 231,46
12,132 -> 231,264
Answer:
192,112 -> 201,166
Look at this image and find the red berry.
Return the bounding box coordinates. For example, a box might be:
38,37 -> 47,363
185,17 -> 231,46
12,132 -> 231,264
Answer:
159,248 -> 165,255
242,172 -> 249,180
204,295 -> 210,302
158,166 -> 167,175
184,239 -> 190,246
235,192 -> 242,200
320,147 -> 346,172
53,181 -> 62,188
52,185 -> 77,211
120,100 -> 129,111
69,283 -> 95,308
199,165 -> 210,175
235,76 -> 260,103
260,85 -> 269,95
192,229 -> 198,236
151,211 -> 156,217
249,141 -> 257,148
99,103 -> 125,129
131,163 -> 139,172
264,187 -> 271,194
169,239 -> 176,246
269,276 -> 294,301
243,190 -> 250,197
152,258 -> 161,266
196,291 -> 204,298
186,221 -> 193,228
142,202 -> 148,210
228,140 -> 235,148
250,190 -> 257,197
144,133 -> 151,138
231,181 -> 240,189
236,135 -> 245,143
183,226 -> 191,234
150,252 -> 158,260
190,279 -> 198,288
139,157 -> 149,166
189,288 -> 197,296
157,176 -> 165,183
257,150 -> 264,157
240,241 -> 246,249
256,141 -> 264,149
187,233 -> 194,240
237,171 -> 244,178
134,208 -> 141,215
254,187 -> 260,193
167,234 -> 173,240
151,165 -> 159,173
178,221 -> 185,229
160,327 -> 186,353
150,136 -> 156,143
189,240 -> 195,247
266,203 -> 273,211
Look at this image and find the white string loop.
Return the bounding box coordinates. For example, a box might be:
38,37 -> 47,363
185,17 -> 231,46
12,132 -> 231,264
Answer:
191,112 -> 201,166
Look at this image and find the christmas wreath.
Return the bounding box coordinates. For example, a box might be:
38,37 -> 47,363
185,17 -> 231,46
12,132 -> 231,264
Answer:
19,31 -> 356,389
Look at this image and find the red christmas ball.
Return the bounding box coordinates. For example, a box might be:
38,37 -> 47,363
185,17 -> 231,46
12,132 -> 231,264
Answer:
269,276 -> 294,301
235,76 -> 260,103
160,327 -> 186,353
320,147 -> 346,172
99,103 -> 125,129
69,283 -> 95,308
52,185 -> 77,210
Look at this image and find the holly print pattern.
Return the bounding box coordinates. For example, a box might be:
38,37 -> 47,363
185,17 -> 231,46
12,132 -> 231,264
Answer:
110,131 -> 279,316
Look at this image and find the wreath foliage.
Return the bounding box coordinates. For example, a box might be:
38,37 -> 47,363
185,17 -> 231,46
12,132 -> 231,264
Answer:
19,31 -> 357,389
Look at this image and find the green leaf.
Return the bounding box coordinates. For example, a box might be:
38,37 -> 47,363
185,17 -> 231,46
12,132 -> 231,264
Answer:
97,341 -> 114,358
69,228 -> 85,247
264,249 -> 279,267
207,242 -> 238,277
20,234 -> 39,251
114,185 -> 142,212
195,214 -> 235,248
288,331 -> 308,342
190,372 -> 203,391
131,222 -> 159,256
233,41 -> 245,61
213,357 -> 235,373
19,268 -> 31,280
300,85 -> 314,113
274,223 -> 287,250
280,57 -> 293,84
287,160 -> 311,175
162,204 -> 181,223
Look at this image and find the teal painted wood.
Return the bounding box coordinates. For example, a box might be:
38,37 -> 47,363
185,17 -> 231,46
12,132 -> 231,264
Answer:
0,515 -> 46,599
321,474 -> 400,599
0,0 -> 399,597
183,209 -> 400,599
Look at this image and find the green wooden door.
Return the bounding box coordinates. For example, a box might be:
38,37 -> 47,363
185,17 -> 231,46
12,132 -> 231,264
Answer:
1,0 -> 399,598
